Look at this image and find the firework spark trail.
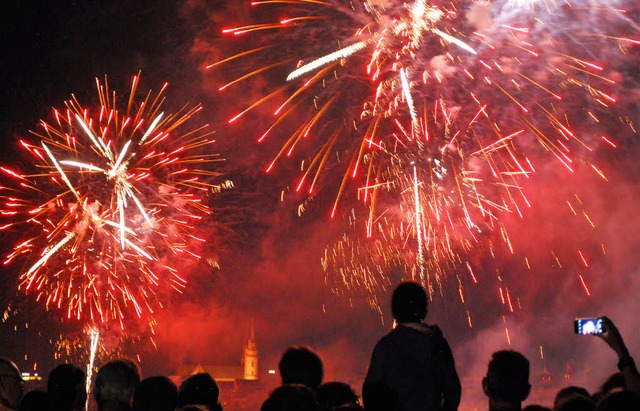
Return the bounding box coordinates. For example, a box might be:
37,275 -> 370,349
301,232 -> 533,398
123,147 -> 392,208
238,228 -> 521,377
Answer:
412,163 -> 425,282
85,328 -> 99,411
0,75 -> 223,329
214,1 -> 637,303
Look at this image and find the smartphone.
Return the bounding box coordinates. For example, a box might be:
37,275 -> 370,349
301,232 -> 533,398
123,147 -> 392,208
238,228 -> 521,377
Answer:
574,317 -> 604,335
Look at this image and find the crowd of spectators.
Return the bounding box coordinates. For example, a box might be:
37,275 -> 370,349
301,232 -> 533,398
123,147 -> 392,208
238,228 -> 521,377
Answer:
2,282 -> 638,411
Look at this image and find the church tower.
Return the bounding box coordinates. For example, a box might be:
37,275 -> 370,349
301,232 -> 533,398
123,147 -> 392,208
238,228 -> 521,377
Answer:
242,322 -> 258,380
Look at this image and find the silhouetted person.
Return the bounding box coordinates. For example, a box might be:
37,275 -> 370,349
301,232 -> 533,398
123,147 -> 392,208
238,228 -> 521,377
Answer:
279,347 -> 324,390
592,373 -> 623,403
0,358 -> 24,411
18,391 -> 49,411
553,386 -> 590,410
482,350 -> 531,411
594,317 -> 640,394
261,384 -> 317,411
595,388 -> 640,411
553,386 -> 593,411
94,359 -> 141,411
363,281 -> 461,411
47,363 -> 86,411
133,376 -> 177,411
177,373 -> 221,411
555,395 -> 594,411
316,382 -> 359,410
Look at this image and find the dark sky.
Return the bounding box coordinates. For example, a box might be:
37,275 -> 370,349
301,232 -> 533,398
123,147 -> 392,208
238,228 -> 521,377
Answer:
2,1 -> 640,409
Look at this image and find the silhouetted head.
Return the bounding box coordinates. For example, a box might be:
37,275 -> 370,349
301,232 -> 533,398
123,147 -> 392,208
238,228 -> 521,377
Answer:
260,384 -> 317,411
177,373 -> 221,411
133,376 -> 177,411
593,372 -> 624,402
483,350 -> 530,405
18,390 -> 49,411
554,386 -> 591,408
48,363 -> 87,411
391,281 -> 427,323
554,386 -> 593,411
94,359 -> 141,410
316,382 -> 359,410
595,389 -> 640,411
279,346 -> 323,389
0,357 -> 23,410
556,394 -> 595,411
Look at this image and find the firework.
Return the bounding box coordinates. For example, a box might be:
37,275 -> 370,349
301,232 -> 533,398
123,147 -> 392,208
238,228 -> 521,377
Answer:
213,1 -> 637,302
321,143 -> 514,310
0,75 -> 222,329
212,0 -> 636,214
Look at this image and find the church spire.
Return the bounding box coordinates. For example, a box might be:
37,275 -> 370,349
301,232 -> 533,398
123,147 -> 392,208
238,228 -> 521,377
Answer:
243,320 -> 258,380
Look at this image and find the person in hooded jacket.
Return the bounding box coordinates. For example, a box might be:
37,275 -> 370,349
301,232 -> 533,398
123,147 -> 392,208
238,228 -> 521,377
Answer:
363,281 -> 461,411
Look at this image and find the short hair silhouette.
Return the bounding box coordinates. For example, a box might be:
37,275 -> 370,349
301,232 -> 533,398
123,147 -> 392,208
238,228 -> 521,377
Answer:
47,363 -> 86,411
556,395 -> 595,411
593,372 -> 624,402
94,359 -> 141,410
554,386 -> 590,407
278,346 -> 323,389
260,384 -> 317,411
484,350 -> 530,403
133,376 -> 177,411
316,382 -> 359,410
554,386 -> 592,411
177,373 -> 221,411
19,390 -> 50,411
595,389 -> 640,411
0,357 -> 24,410
391,281 -> 427,323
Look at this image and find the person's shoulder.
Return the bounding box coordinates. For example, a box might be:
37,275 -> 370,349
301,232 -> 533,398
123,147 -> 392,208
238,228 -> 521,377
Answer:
429,324 -> 444,338
397,322 -> 444,336
377,323 -> 446,341
372,327 -> 406,347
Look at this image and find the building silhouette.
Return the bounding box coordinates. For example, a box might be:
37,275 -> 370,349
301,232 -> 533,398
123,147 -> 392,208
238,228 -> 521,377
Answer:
242,322 -> 258,381
172,323 -> 262,411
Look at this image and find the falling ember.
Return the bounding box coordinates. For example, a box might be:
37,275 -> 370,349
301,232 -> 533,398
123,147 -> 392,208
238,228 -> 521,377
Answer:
578,250 -> 589,268
0,75 -> 223,329
505,288 -> 514,313
578,274 -> 591,296
466,262 -> 477,284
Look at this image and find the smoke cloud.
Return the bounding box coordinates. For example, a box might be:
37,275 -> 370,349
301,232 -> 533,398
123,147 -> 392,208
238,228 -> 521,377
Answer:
1,2 -> 640,410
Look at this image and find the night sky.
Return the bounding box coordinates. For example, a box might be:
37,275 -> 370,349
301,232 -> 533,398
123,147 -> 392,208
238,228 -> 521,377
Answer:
1,1 -> 640,409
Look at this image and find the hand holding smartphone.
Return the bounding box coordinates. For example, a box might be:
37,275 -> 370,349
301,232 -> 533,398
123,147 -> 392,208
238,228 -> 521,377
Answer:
574,317 -> 604,335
